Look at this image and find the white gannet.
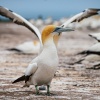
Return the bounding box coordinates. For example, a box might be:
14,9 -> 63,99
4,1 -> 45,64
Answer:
70,33 -> 100,65
0,6 -> 100,54
7,41 -> 40,54
44,17 -> 53,25
74,42 -> 100,69
89,32 -> 100,42
12,25 -> 73,95
0,6 -> 100,90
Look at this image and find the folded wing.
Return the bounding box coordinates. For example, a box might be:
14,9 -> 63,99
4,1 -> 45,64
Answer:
12,63 -> 38,83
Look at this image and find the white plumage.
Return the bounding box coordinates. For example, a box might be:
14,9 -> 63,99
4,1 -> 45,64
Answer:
0,6 -> 100,54
0,6 -> 100,94
10,41 -> 40,54
89,33 -> 100,42
12,25 -> 73,95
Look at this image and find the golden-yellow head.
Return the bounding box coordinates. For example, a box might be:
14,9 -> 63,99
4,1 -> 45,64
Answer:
42,25 -> 56,45
41,25 -> 74,45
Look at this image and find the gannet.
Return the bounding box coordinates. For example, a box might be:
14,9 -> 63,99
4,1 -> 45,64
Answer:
0,6 -> 100,91
7,41 -> 40,54
89,33 -> 100,42
12,25 -> 74,95
70,33 -> 100,65
0,6 -> 43,53
0,6 -> 100,54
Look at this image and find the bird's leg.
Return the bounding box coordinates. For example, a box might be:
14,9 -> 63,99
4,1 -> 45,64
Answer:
35,85 -> 39,95
46,85 -> 50,96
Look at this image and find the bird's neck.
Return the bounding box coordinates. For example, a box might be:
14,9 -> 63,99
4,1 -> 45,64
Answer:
41,37 -> 58,61
53,34 -> 61,48
43,37 -> 57,52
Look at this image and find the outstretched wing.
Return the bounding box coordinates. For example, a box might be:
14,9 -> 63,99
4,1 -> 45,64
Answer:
0,6 -> 42,42
61,8 -> 100,28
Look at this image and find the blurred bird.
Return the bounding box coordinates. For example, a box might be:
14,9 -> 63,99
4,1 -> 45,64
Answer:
89,33 -> 100,42
70,33 -> 100,65
0,6 -> 100,54
44,17 -> 53,25
7,41 -> 40,54
12,25 -> 74,95
35,18 -> 44,27
90,17 -> 100,29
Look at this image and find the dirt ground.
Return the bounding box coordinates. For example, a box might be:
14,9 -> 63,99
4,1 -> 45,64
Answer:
0,22 -> 100,100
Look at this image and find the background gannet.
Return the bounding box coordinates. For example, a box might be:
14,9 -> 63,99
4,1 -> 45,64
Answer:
12,25 -> 74,95
7,41 -> 40,54
89,32 -> 100,42
0,6 -> 43,53
0,7 -> 100,54
70,32 -> 100,66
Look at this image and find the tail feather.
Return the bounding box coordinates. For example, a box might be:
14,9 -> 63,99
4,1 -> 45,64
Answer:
12,75 -> 25,84
7,48 -> 22,52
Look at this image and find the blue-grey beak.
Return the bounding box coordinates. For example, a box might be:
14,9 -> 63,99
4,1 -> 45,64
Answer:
53,27 -> 74,33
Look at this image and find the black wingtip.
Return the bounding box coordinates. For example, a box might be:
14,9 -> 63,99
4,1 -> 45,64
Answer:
76,50 -> 87,55
89,34 -> 100,42
9,9 -> 13,12
7,48 -> 22,52
88,34 -> 92,37
89,34 -> 95,38
88,8 -> 100,11
12,75 -> 25,84
83,8 -> 100,12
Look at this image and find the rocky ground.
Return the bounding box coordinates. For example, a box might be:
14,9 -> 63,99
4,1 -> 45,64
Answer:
0,22 -> 100,100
